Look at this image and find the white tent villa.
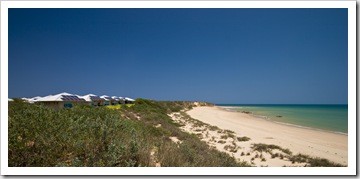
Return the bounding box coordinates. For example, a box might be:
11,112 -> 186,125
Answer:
111,96 -> 119,105
17,92 -> 135,109
125,97 -> 135,104
118,97 -> 125,104
35,92 -> 89,109
26,96 -> 43,103
100,95 -> 112,106
80,94 -> 105,107
111,96 -> 126,105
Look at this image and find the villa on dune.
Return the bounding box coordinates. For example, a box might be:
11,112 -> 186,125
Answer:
17,92 -> 135,109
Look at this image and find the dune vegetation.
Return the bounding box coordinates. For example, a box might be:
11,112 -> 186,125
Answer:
8,98 -> 345,167
8,99 -> 249,167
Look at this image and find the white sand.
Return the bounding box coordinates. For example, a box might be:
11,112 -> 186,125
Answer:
185,106 -> 348,166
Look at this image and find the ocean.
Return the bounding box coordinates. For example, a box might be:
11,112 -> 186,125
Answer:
216,104 -> 348,134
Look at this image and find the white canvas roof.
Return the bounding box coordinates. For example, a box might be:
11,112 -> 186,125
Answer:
27,96 -> 43,103
8,98 -> 14,101
125,97 -> 135,102
21,97 -> 30,103
79,95 -> 92,102
22,93 -> 134,103
111,96 -> 120,101
100,95 -> 112,101
36,92 -> 85,102
80,94 -> 103,102
31,96 -> 42,100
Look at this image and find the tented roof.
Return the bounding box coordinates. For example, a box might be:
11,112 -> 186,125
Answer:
26,96 -> 43,103
36,92 -> 85,102
80,94 -> 104,102
100,95 -> 112,101
125,97 -> 135,102
111,96 -> 120,101
23,93 -> 134,103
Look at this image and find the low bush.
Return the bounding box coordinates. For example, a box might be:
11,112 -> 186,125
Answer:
237,136 -> 251,142
289,154 -> 345,167
223,145 -> 238,153
251,143 -> 292,155
9,99 -> 250,167
209,125 -> 219,131
271,153 -> 279,159
9,102 -> 141,167
224,129 -> 235,134
251,143 -> 345,167
220,135 -> 228,139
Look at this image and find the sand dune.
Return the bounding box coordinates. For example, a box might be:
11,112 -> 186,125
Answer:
183,106 -> 347,166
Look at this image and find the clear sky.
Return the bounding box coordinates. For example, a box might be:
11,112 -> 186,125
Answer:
8,8 -> 348,104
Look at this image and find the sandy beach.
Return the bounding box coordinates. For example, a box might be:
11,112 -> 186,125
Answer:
171,106 -> 347,167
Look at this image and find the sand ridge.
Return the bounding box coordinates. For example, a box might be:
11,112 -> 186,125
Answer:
169,106 -> 347,167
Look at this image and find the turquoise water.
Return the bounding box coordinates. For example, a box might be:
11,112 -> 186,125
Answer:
216,104 -> 348,134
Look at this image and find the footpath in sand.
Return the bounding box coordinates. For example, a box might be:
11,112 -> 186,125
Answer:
169,106 -> 347,167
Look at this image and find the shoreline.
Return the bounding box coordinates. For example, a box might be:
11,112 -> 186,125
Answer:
268,120 -> 347,136
185,106 -> 348,166
216,105 -> 348,136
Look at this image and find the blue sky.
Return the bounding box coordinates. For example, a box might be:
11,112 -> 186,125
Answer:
8,8 -> 348,104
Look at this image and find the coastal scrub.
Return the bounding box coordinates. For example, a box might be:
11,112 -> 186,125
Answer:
8,99 -> 248,167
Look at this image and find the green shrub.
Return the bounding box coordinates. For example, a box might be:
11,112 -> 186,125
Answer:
209,125 -> 219,131
250,143 -> 345,167
280,154 -> 284,159
237,136 -> 251,142
9,99 -> 251,167
271,153 -> 279,159
224,145 -> 238,153
224,129 -> 235,134
220,135 -> 228,139
9,102 -> 133,166
251,143 -> 292,155
308,157 -> 344,167
289,154 -> 345,167
289,154 -> 308,164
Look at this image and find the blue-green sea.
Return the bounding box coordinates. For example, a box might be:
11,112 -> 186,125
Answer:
216,104 -> 348,134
